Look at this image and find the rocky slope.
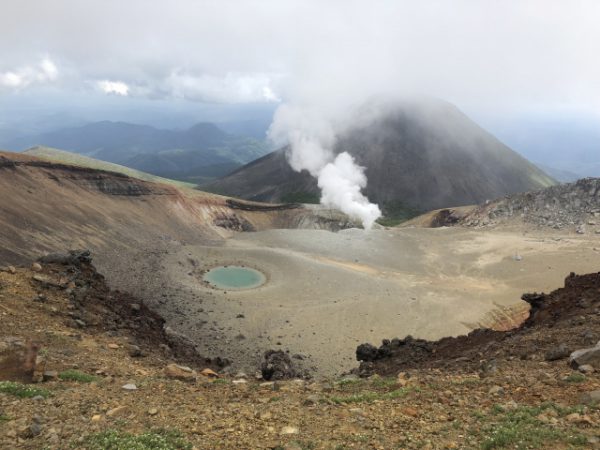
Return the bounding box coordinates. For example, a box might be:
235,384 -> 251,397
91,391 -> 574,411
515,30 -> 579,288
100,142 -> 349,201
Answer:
461,177 -> 600,233
1,255 -> 599,449
204,99 -> 556,216
418,177 -> 600,233
355,270 -> 600,377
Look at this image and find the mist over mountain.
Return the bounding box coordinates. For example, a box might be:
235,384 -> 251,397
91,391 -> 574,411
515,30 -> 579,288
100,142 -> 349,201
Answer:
534,164 -> 581,183
6,121 -> 270,183
205,100 -> 555,219
479,115 -> 600,178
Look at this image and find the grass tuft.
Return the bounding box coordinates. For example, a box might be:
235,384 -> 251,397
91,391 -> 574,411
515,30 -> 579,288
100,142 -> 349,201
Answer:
564,373 -> 586,383
0,381 -> 50,399
370,377 -> 398,389
330,387 -> 412,404
80,429 -> 192,450
480,403 -> 587,449
337,378 -> 364,387
59,370 -> 100,383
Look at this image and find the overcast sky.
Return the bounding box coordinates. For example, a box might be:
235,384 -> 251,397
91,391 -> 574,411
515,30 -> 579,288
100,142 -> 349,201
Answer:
1,0 -> 600,126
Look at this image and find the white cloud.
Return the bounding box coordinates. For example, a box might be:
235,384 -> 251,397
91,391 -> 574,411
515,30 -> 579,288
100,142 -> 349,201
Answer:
39,57 -> 58,81
164,71 -> 280,103
0,1 -> 599,113
262,86 -> 280,102
0,57 -> 59,89
97,80 -> 129,96
0,71 -> 23,88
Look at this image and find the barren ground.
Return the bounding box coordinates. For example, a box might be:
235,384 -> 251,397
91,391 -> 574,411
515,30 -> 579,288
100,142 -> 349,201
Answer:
1,259 -> 599,450
96,225 -> 600,377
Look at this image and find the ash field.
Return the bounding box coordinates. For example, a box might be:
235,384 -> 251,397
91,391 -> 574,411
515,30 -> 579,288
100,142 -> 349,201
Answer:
99,224 -> 600,377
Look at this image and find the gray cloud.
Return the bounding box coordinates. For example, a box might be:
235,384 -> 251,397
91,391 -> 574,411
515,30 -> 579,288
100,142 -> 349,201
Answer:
0,0 -> 598,114
0,57 -> 58,89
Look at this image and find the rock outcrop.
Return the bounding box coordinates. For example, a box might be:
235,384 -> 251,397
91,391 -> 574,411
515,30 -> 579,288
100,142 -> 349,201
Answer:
462,177 -> 600,231
355,270 -> 600,376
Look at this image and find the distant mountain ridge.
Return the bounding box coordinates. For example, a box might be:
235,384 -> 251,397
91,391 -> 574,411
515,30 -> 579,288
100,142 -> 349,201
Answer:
204,99 -> 556,220
22,146 -> 197,189
7,121 -> 270,184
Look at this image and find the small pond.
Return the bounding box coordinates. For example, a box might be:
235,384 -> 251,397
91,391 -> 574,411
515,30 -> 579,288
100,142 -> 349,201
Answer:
203,266 -> 266,290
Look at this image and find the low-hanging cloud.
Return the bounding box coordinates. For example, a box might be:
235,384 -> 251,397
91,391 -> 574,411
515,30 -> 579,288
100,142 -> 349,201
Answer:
0,57 -> 58,89
97,80 -> 129,96
1,1 -> 599,112
164,70 -> 280,103
2,0 -> 600,194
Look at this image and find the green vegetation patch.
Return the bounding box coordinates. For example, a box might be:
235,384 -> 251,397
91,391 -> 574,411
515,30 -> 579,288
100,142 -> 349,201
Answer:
564,373 -> 586,383
336,378 -> 365,387
285,441 -> 317,450
376,201 -> 421,227
59,369 -> 100,383
25,146 -> 197,190
479,403 -> 587,449
0,381 -> 50,399
280,191 -> 321,204
370,376 -> 398,389
330,387 -> 412,404
80,429 -> 192,450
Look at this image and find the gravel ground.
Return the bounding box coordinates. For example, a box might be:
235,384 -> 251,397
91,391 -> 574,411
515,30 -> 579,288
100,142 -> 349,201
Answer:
1,262 -> 599,449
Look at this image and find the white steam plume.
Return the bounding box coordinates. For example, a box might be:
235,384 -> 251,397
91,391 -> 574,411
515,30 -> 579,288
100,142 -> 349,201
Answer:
269,104 -> 381,229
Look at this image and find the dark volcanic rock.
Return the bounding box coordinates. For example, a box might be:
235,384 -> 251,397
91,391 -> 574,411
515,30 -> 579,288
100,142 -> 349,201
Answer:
33,249 -> 219,371
545,344 -> 571,361
355,271 -> 600,377
212,213 -> 255,232
38,249 -> 92,266
462,177 -> 600,230
356,343 -> 379,362
261,350 -> 300,381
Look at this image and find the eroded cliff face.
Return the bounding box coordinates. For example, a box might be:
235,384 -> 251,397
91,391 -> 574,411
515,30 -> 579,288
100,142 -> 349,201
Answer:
1,154 -> 173,196
0,151 -> 354,264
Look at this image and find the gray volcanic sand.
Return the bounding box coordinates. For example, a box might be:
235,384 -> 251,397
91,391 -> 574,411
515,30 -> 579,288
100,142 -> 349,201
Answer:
138,226 -> 600,377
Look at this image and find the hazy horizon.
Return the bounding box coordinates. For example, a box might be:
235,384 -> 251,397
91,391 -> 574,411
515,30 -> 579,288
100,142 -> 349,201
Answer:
1,0 -> 599,177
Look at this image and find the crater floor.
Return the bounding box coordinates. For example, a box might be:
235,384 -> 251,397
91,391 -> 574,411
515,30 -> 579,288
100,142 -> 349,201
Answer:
97,225 -> 600,377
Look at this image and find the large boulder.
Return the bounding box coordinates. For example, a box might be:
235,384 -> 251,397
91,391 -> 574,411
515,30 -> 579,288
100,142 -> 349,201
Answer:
580,390 -> 600,405
356,343 -> 379,362
569,341 -> 600,369
38,249 -> 92,266
261,350 -> 299,381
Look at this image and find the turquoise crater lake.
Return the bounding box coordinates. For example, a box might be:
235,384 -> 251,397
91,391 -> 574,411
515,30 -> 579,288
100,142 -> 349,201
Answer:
202,266 -> 266,290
